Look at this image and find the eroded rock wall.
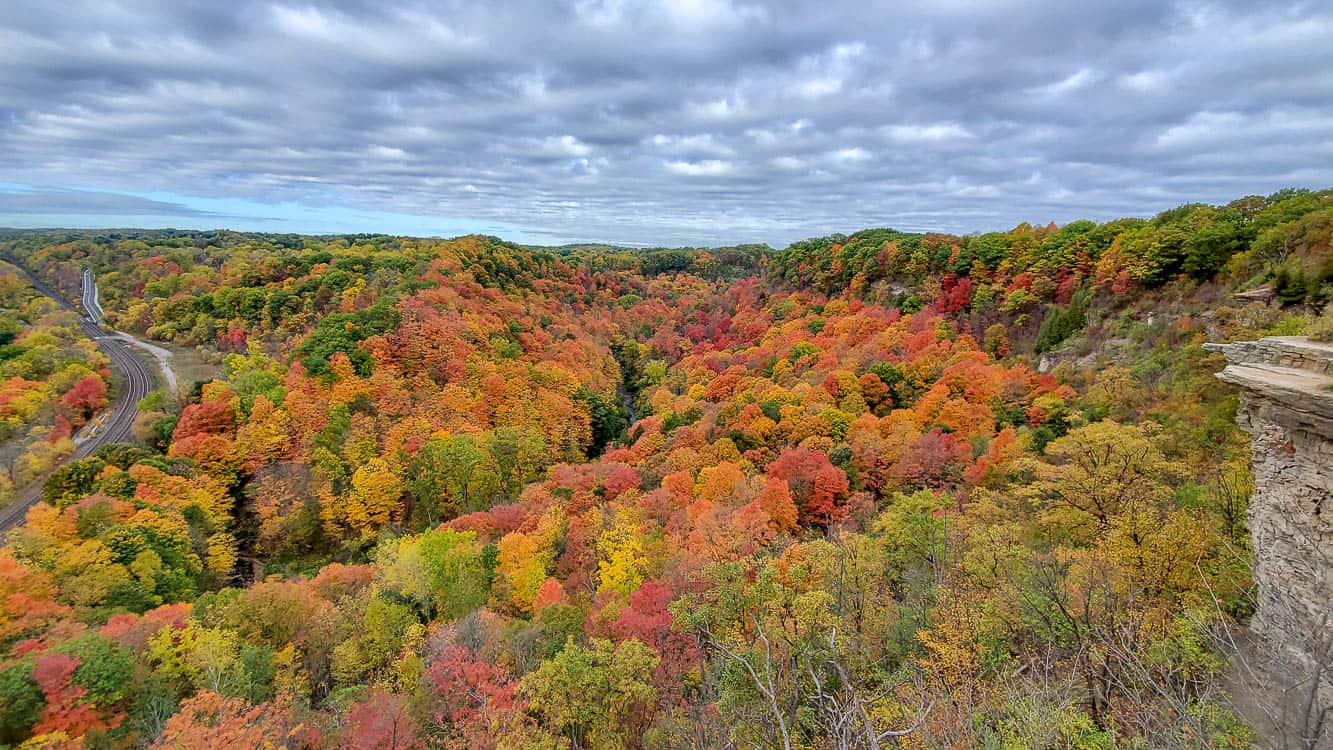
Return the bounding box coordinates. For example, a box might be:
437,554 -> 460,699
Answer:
1208,336 -> 1333,681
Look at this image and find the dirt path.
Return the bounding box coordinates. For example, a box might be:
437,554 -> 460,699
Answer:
113,332 -> 178,395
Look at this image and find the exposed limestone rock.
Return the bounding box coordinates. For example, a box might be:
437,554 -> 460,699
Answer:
1235,285 -> 1277,303
1206,336 -> 1333,726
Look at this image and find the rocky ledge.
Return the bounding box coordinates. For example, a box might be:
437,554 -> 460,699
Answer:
1206,336 -> 1333,438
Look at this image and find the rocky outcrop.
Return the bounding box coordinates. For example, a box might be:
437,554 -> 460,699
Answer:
1234,285 -> 1277,303
1206,336 -> 1333,705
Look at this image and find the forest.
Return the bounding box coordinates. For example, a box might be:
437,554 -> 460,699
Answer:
0,262 -> 110,509
0,187 -> 1330,749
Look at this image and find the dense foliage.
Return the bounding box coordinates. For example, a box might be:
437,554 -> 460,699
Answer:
0,262 -> 111,508
0,188 -> 1329,749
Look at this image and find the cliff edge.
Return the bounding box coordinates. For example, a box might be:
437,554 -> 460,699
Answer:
1207,336 -> 1333,745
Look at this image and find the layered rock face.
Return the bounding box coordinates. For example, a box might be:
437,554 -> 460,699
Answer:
1207,336 -> 1333,681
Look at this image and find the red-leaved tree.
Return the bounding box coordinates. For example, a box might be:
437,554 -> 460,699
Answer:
766,448 -> 849,527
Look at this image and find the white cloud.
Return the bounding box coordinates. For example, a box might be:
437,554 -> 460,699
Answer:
798,77 -> 843,98
831,147 -> 872,164
270,6 -> 336,39
1027,68 -> 1097,97
1154,111 -> 1247,149
656,0 -> 767,29
366,145 -> 409,160
665,159 -> 735,176
882,123 -> 974,142
1122,70 -> 1168,92
688,97 -> 745,120
543,135 -> 592,157
648,133 -> 734,156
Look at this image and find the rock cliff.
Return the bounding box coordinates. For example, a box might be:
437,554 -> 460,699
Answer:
1207,336 -> 1333,730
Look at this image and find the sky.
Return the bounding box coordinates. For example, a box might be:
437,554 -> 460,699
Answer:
1,1 -> 1331,248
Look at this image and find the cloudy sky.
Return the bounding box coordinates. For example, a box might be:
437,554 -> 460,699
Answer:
1,1 -> 1330,246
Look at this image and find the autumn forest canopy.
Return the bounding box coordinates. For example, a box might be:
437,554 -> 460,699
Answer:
0,187 -> 1331,749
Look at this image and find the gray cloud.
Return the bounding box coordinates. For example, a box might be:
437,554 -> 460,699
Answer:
0,186 -> 222,217
0,0 -> 1330,246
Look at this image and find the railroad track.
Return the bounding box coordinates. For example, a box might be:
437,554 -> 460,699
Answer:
0,266 -> 153,532
82,268 -> 106,323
